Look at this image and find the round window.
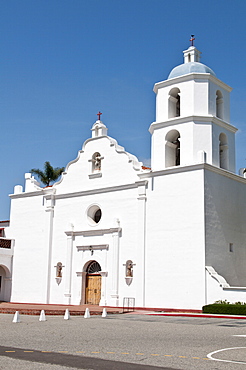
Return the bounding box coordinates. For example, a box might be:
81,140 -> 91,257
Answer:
87,205 -> 102,225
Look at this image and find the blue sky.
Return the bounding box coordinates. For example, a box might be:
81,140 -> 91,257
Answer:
1,0 -> 246,220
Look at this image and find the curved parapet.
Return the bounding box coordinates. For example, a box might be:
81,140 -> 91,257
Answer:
107,136 -> 143,171
54,134 -> 144,187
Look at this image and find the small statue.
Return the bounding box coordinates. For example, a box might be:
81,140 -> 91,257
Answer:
126,260 -> 133,277
56,262 -> 63,278
93,152 -> 102,171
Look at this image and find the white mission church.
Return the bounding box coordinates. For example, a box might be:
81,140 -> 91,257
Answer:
1,42 -> 246,310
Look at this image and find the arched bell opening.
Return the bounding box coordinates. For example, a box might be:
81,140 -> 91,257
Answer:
168,88 -> 180,118
216,90 -> 224,119
165,129 -> 181,168
219,133 -> 229,170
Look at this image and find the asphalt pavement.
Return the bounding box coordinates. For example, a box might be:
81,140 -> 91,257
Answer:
0,313 -> 246,369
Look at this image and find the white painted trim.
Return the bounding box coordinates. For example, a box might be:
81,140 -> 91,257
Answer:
54,134 -> 143,187
9,180 -> 148,200
77,245 -> 109,251
149,115 -> 237,134
65,228 -> 121,237
88,173 -> 102,179
206,266 -> 230,288
206,266 -> 246,291
154,73 -> 232,92
138,163 -> 246,185
50,181 -> 148,200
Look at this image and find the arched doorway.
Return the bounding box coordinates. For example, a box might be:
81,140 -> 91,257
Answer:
0,265 -> 11,302
85,261 -> 102,305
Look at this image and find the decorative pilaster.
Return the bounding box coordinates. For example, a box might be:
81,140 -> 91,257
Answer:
44,192 -> 55,304
99,271 -> 108,306
135,181 -> 147,307
110,225 -> 121,306
64,224 -> 74,304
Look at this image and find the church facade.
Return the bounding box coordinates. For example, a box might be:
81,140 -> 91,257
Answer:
2,44 -> 246,310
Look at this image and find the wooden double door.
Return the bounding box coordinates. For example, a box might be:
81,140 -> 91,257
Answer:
85,274 -> 102,305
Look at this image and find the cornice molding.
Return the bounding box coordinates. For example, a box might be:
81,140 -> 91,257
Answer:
76,244 -> 109,251
47,180 -> 148,200
138,163 -> 246,184
9,187 -> 56,199
149,115 -> 237,134
10,180 -> 148,200
154,73 -> 232,93
65,228 -> 121,237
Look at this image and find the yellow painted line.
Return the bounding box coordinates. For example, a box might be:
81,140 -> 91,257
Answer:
121,352 -> 129,354
24,351 -> 34,353
151,353 -> 160,356
136,353 -> 144,355
164,355 -> 172,357
192,357 -> 200,359
5,351 -> 16,353
107,352 -> 115,354
203,358 -> 209,360
41,351 -> 52,353
76,351 -> 85,353
91,351 -> 100,353
179,356 -> 187,358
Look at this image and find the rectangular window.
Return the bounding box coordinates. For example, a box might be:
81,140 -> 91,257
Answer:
229,243 -> 234,252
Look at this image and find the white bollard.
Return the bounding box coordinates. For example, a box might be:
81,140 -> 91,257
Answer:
12,311 -> 21,323
64,309 -> 70,320
84,307 -> 90,318
102,308 -> 107,318
39,310 -> 46,321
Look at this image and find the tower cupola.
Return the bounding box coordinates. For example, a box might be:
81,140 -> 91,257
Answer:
168,46 -> 216,80
149,38 -> 236,173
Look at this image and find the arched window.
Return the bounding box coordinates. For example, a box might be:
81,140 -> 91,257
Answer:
168,88 -> 180,118
165,130 -> 181,167
86,261 -> 101,274
219,133 -> 228,170
216,90 -> 223,119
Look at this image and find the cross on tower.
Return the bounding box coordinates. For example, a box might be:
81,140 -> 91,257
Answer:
97,111 -> 102,120
190,35 -> 195,46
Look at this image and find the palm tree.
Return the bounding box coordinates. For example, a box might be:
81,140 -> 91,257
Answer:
30,161 -> 65,187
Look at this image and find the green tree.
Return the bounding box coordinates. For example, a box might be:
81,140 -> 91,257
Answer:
30,161 -> 65,187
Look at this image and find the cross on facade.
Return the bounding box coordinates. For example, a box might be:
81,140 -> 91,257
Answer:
97,111 -> 102,120
190,35 -> 195,46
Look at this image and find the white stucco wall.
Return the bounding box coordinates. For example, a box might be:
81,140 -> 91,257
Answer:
9,194 -> 49,303
48,186 -> 141,306
143,168 -> 206,309
205,168 -> 246,287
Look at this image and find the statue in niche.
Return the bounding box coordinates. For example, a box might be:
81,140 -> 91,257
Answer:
126,260 -> 133,277
56,262 -> 63,278
93,152 -> 102,171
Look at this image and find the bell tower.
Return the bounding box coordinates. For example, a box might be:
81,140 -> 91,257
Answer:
149,39 -> 237,173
